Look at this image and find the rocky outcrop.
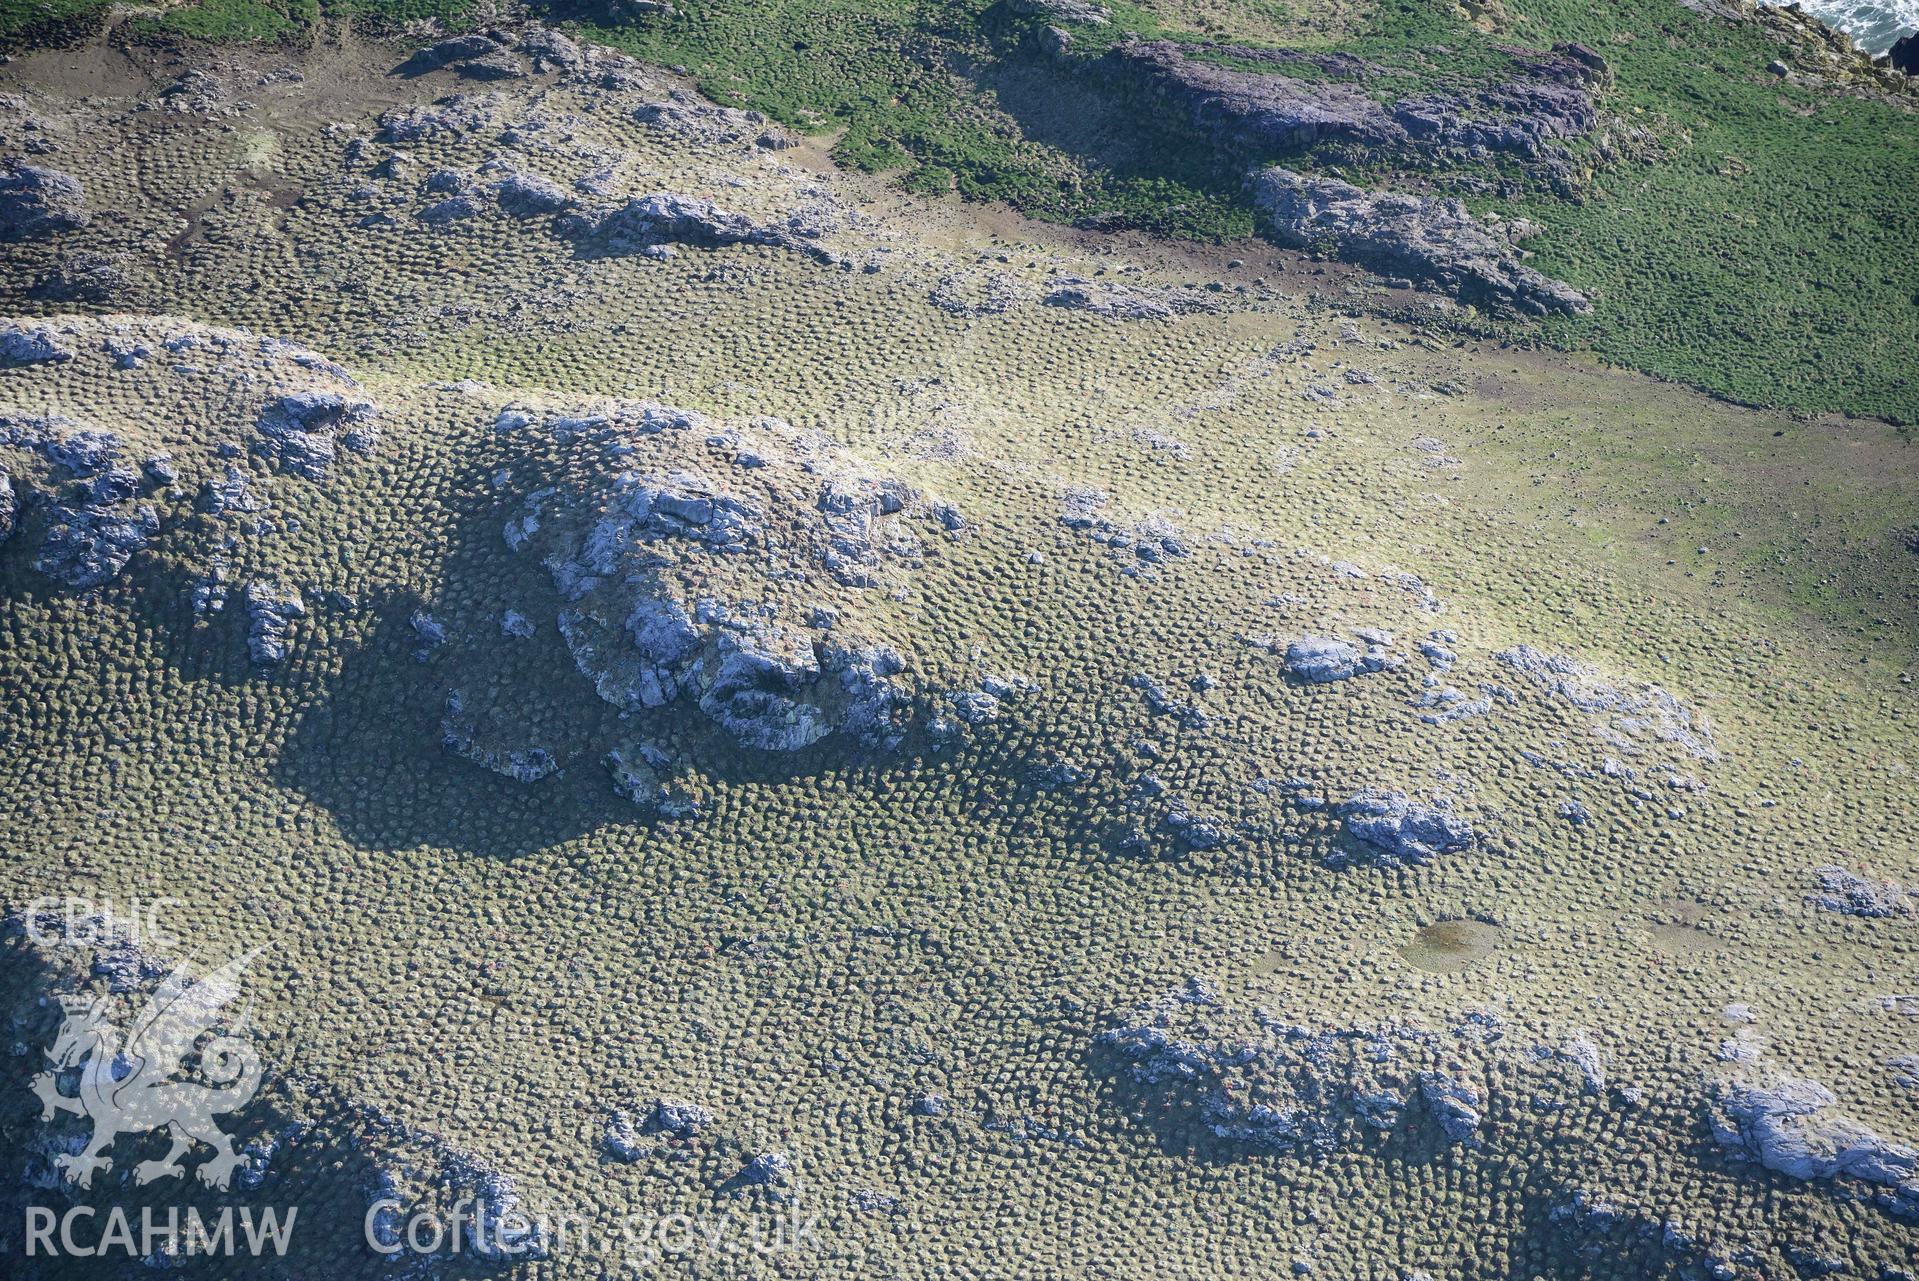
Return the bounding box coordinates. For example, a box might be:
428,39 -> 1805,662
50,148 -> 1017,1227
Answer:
244,581 -> 304,665
1285,633 -> 1397,683
496,402 -> 949,756
376,95 -> 497,144
1892,33 -> 1918,75
1809,865 -> 1912,919
0,161 -> 87,240
1336,790 -> 1474,867
493,169 -> 572,217
1107,42 -> 1401,152
1494,643 -> 1718,761
1252,169 -> 1590,316
1042,278 -> 1221,319
607,741 -> 706,818
0,465 -> 12,544
0,417 -> 159,588
1095,985 -> 1489,1155
1104,40 -> 1603,162
254,390 -> 377,480
1006,0 -> 1110,23
1709,1070 -> 1919,1219
0,322 -> 75,367
558,191 -> 826,261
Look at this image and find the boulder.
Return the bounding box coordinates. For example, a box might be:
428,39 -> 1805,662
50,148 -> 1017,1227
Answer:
1709,1071 -> 1919,1213
0,162 -> 87,240
244,581 -> 305,665
1888,33 -> 1917,75
1336,790 -> 1474,866
0,465 -> 12,544
254,390 -> 376,480
0,323 -> 74,367
1808,865 -> 1912,919
1252,169 -> 1590,316
493,170 -> 572,217
1285,634 -> 1395,683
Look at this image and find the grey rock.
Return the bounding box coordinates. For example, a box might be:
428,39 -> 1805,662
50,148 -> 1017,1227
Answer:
560,190 -> 789,256
1006,0 -> 1110,21
0,323 -> 74,367
651,1099 -> 712,1138
0,161 -> 87,240
518,27 -> 584,69
200,465 -> 260,517
0,465 -> 12,544
493,170 -> 572,217
33,500 -> 158,589
633,100 -> 773,147
1097,992 -> 1490,1156
255,390 -> 376,480
1709,1071 -> 1919,1213
1337,790 -> 1474,866
1809,865 -> 1913,919
1253,169 -> 1589,316
1418,1073 -> 1483,1141
1285,634 -> 1395,683
457,53 -> 529,81
376,97 -> 495,144
398,34 -> 500,74
607,743 -> 704,819
244,581 -> 305,664
1108,41 -> 1401,151
737,1151 -> 792,1186
419,194 -> 484,225
1042,277 -> 1218,319
602,1111 -> 648,1161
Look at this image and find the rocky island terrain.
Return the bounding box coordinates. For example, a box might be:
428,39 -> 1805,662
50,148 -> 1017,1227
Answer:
0,0 -> 1915,1277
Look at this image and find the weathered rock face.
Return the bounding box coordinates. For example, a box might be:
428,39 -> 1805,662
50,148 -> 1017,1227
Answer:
1285,634 -> 1397,683
0,465 -> 13,544
500,402 -> 946,755
1094,986 -> 1489,1155
0,416 -> 160,588
558,191 -> 823,260
1107,42 -> 1402,152
1494,643 -> 1717,761
1891,33 -> 1919,75
1006,0 -> 1111,23
1336,789 -> 1475,867
245,581 -> 305,665
0,322 -> 75,367
0,161 -> 87,241
1105,40 -> 1604,163
254,390 -> 378,480
1808,864 -> 1912,919
1252,169 -> 1590,316
1709,1070 -> 1919,1219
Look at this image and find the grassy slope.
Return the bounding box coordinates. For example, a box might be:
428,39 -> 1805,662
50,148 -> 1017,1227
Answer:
0,0 -> 1914,421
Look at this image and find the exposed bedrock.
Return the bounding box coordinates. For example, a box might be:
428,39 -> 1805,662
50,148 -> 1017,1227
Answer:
491,402 -> 960,760
1102,39 -> 1605,161
1252,169 -> 1590,316
0,161 -> 88,241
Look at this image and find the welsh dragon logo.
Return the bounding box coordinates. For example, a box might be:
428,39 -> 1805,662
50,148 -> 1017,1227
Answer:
31,951 -> 265,1191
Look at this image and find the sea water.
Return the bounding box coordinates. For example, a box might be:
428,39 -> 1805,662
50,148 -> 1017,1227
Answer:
1766,0 -> 1919,55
